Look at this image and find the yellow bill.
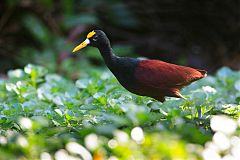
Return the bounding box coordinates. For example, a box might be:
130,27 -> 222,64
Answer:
72,38 -> 90,53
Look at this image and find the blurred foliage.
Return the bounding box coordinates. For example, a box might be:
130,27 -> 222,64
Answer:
0,0 -> 240,75
0,64 -> 239,159
0,0 -> 136,76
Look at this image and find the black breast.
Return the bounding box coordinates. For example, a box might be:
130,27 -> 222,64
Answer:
108,57 -> 140,91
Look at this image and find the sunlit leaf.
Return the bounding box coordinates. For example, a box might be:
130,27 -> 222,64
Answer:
234,80 -> 240,91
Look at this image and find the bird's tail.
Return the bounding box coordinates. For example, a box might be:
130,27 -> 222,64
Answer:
197,69 -> 207,78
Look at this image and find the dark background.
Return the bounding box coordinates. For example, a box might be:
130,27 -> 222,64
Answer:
0,0 -> 239,76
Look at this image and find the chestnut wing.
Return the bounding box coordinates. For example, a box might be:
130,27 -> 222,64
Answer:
135,60 -> 206,89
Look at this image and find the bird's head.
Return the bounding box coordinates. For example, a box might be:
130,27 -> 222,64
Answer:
72,30 -> 109,53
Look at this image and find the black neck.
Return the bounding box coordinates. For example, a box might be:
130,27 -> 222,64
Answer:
98,42 -> 118,69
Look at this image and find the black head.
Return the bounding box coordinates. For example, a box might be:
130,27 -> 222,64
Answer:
88,30 -> 110,47
72,30 -> 110,52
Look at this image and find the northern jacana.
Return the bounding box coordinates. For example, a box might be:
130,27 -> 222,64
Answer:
72,30 -> 207,102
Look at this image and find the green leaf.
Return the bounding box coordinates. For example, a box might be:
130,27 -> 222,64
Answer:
76,79 -> 91,89
7,69 -> 26,79
234,80 -> 240,91
216,67 -> 233,78
191,91 -> 207,106
24,64 -> 48,78
54,109 -> 63,117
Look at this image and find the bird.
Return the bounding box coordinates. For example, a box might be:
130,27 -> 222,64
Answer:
72,30 -> 207,102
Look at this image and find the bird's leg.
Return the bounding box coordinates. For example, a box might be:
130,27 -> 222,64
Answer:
168,88 -> 187,100
155,96 -> 165,103
171,89 -> 187,100
176,92 -> 187,100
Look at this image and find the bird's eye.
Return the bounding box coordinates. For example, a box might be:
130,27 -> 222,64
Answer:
92,36 -> 98,41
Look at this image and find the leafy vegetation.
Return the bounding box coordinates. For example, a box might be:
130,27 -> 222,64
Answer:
0,64 -> 239,160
